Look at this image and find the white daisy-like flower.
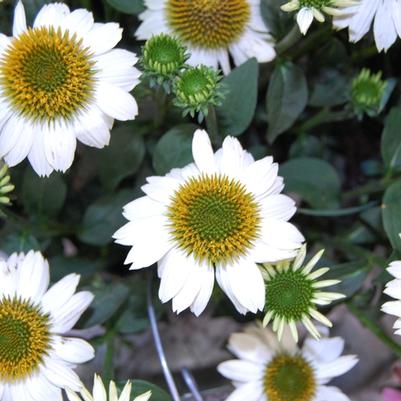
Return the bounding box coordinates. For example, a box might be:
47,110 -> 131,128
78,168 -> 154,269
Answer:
381,260 -> 401,336
0,250 -> 94,401
135,0 -> 276,75
113,129 -> 304,316
262,245 -> 345,342
0,1 -> 141,176
66,374 -> 152,401
333,0 -> 401,52
218,324 -> 358,401
281,0 -> 355,35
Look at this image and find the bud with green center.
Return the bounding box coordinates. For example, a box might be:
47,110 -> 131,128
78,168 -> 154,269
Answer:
262,245 -> 344,342
172,65 -> 225,121
0,162 -> 14,205
141,34 -> 189,91
351,68 -> 387,118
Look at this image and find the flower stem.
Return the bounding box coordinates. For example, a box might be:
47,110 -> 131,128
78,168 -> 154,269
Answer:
205,105 -> 220,146
276,25 -> 302,55
154,86 -> 168,129
298,107 -> 353,133
103,330 -> 115,381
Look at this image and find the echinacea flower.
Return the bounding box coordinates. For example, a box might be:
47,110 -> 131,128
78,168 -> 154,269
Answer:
281,0 -> 355,35
262,245 -> 345,342
114,129 -> 304,316
333,0 -> 401,52
218,324 -> 358,401
135,0 -> 276,75
66,375 -> 152,401
381,260 -> 401,336
0,1 -> 141,176
0,251 -> 94,401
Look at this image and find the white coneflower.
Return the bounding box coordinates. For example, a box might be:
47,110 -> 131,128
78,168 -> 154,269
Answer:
135,0 -> 276,75
281,0 -> 355,34
218,324 -> 358,401
333,0 -> 401,52
0,251 -> 94,401
66,375 -> 152,401
262,245 -> 345,342
114,129 -> 304,316
0,1 -> 141,176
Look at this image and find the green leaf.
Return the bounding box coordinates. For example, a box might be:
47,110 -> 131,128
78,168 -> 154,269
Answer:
381,107 -> 401,173
153,124 -> 198,175
266,62 -> 308,143
280,157 -> 341,208
49,256 -> 103,282
78,190 -> 133,246
99,126 -> 145,191
21,169 -> 67,218
382,181 -> 401,251
325,261 -> 369,298
82,281 -> 130,328
1,233 -> 41,254
105,0 -> 145,14
117,380 -> 172,401
217,58 -> 259,136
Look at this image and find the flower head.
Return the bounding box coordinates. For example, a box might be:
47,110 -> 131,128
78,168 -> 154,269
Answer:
351,68 -> 387,117
381,260 -> 401,336
173,65 -> 225,120
218,324 -> 358,401
0,1 -> 141,176
262,245 -> 345,342
281,0 -> 355,34
333,0 -> 401,52
66,375 -> 152,401
114,129 -> 304,316
135,0 -> 276,75
0,161 -> 14,205
141,34 -> 188,90
0,250 -> 94,401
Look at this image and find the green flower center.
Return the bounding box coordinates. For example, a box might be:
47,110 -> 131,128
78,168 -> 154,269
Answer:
265,269 -> 314,321
299,0 -> 333,7
264,354 -> 316,401
166,0 -> 250,49
142,34 -> 187,76
0,297 -> 51,382
0,26 -> 95,122
168,174 -> 260,264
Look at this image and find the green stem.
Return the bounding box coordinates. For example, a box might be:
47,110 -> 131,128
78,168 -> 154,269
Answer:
205,105 -> 220,146
276,25 -> 302,55
154,86 -> 167,129
347,302 -> 401,357
103,330 -> 116,381
298,107 -> 353,133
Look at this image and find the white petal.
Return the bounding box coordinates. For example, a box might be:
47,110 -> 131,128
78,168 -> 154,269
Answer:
26,373 -> 63,401
49,291 -> 94,333
260,219 -> 304,251
93,375 -> 107,401
192,129 -> 217,174
28,125 -> 54,177
217,360 -> 265,382
42,357 -> 82,392
302,337 -> 345,363
190,262 -> 215,316
349,0 -> 380,42
84,23 -> 122,55
33,3 -> 70,28
95,82 -> 138,121
388,261 -> 401,279
227,332 -> 272,364
373,1 -> 397,51
224,382 -> 264,401
316,385 -> 351,401
13,1 -> 27,36
297,8 -> 314,35
220,136 -> 246,178
43,122 -> 77,173
53,336 -> 95,364
122,196 -> 166,221
260,194 -> 296,221
62,9 -> 94,37
315,355 -> 358,381
16,251 -> 49,303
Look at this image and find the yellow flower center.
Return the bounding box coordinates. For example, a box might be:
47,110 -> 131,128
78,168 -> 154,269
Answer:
264,354 -> 316,401
0,26 -> 95,122
0,297 -> 51,382
168,174 -> 260,264
166,0 -> 251,49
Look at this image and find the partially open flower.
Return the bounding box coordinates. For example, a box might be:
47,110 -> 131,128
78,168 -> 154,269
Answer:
262,245 -> 344,342
0,162 -> 14,205
281,0 -> 355,34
